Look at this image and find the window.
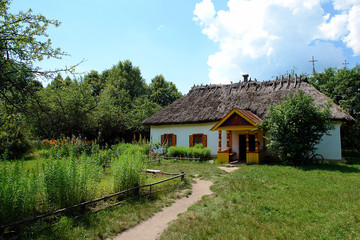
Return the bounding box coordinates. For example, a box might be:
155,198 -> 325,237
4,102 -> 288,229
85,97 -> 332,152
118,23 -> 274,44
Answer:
194,134 -> 203,145
161,134 -> 176,147
249,135 -> 255,152
189,134 -> 207,147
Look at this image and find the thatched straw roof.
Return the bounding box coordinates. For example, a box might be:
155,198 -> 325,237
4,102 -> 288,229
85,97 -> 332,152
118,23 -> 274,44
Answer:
143,75 -> 353,126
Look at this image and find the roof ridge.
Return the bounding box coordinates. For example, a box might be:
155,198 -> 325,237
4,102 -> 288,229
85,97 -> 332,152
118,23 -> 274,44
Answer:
189,75 -> 308,92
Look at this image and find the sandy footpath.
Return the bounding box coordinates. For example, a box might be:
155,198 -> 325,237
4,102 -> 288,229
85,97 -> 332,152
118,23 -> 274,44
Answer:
218,166 -> 239,173
112,179 -> 213,240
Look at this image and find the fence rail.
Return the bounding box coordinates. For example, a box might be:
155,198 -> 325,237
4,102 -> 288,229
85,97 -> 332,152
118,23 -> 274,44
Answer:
0,171 -> 185,231
145,155 -> 202,161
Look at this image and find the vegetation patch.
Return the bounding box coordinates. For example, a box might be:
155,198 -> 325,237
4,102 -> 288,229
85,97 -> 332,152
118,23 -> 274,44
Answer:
167,144 -> 211,159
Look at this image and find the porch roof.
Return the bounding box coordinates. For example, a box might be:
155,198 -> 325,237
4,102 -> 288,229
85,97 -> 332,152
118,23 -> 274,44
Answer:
210,108 -> 262,131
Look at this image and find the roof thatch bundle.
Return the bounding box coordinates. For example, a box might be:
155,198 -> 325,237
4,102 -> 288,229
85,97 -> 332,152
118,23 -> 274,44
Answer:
143,75 -> 353,126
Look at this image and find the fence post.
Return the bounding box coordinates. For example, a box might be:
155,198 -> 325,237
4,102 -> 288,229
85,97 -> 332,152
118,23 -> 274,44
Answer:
181,172 -> 185,181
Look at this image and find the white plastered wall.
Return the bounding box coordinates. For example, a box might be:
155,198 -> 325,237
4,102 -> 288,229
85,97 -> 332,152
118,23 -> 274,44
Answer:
150,123 -> 228,156
314,122 -> 342,160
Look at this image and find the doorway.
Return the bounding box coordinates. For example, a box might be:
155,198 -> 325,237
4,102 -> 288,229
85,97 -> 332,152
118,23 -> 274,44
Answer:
239,135 -> 247,162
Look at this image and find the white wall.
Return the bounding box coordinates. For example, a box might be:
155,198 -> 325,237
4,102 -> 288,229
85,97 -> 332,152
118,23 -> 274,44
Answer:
315,122 -> 342,160
150,123 -> 227,156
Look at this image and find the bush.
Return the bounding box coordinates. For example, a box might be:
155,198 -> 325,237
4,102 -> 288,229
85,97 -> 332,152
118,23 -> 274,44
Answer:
168,144 -> 211,159
0,162 -> 39,225
112,152 -> 145,193
261,91 -> 333,165
0,113 -> 31,160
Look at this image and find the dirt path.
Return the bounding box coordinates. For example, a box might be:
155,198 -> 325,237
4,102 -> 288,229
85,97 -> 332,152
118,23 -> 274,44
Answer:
113,179 -> 213,240
218,166 -> 239,173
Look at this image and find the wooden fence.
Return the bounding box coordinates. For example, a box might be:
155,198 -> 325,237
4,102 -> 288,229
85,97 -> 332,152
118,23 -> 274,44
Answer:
0,171 -> 185,231
145,155 -> 202,161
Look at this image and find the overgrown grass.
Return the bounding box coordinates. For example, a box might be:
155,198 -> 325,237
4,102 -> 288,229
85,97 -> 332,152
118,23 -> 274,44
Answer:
112,152 -> 146,193
42,154 -> 101,209
160,162 -> 360,240
0,162 -> 39,225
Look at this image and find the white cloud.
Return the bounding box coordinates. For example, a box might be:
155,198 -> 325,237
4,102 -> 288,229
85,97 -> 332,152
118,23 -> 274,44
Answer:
193,0 -> 216,25
193,0 -> 359,84
344,4 -> 360,55
332,0 -> 358,10
319,14 -> 348,40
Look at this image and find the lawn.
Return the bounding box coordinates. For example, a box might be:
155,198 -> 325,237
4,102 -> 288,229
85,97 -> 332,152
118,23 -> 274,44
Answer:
160,161 -> 360,240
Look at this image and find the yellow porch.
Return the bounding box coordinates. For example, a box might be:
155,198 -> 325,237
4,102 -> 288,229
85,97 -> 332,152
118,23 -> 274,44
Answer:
211,109 -> 266,164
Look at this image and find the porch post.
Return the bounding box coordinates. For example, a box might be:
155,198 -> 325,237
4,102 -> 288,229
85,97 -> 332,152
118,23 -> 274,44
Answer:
227,131 -> 230,151
255,133 -> 258,153
218,130 -> 221,151
246,132 -> 249,153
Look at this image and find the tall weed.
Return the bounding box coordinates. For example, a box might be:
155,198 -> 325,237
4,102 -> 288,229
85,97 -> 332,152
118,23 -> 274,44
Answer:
0,162 -> 39,225
42,155 -> 100,209
112,152 -> 146,193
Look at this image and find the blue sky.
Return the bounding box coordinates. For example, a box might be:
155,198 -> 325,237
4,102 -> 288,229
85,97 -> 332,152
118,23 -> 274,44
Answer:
10,0 -> 360,94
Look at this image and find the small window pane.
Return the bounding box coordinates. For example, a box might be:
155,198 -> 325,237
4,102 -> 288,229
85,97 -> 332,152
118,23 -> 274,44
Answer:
193,134 -> 203,145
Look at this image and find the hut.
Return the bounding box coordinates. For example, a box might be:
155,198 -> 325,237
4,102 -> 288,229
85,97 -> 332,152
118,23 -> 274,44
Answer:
142,74 -> 353,164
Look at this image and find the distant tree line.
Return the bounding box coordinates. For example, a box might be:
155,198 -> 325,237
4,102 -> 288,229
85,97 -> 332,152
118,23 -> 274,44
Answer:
309,65 -> 360,151
0,60 -> 182,158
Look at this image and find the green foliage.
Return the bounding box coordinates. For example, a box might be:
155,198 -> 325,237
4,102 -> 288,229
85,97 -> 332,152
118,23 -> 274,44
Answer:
309,65 -> 360,150
0,0 -> 70,113
42,155 -> 100,209
0,112 -> 31,159
262,91 -> 332,165
168,144 -> 211,159
0,161 -> 39,225
27,80 -> 97,139
112,152 -> 146,193
149,75 -> 183,107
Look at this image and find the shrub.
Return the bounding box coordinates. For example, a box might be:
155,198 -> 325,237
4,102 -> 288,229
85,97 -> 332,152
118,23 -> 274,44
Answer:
0,113 -> 31,160
112,152 -> 146,193
168,144 -> 211,159
0,162 -> 39,225
261,91 -> 333,165
42,155 -> 100,209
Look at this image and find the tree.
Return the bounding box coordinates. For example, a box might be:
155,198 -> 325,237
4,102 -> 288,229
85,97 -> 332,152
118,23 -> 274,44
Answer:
83,70 -> 105,96
106,60 -> 147,101
262,91 -> 332,165
0,0 -> 78,110
149,75 -> 182,107
27,79 -> 97,139
309,66 -> 360,150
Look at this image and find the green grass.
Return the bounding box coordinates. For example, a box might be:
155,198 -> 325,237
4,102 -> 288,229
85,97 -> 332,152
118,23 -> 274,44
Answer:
160,161 -> 360,240
3,152 -> 360,240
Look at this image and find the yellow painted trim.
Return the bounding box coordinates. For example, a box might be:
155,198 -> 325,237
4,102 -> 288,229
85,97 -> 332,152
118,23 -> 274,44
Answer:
215,126 -> 258,131
210,109 -> 260,131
